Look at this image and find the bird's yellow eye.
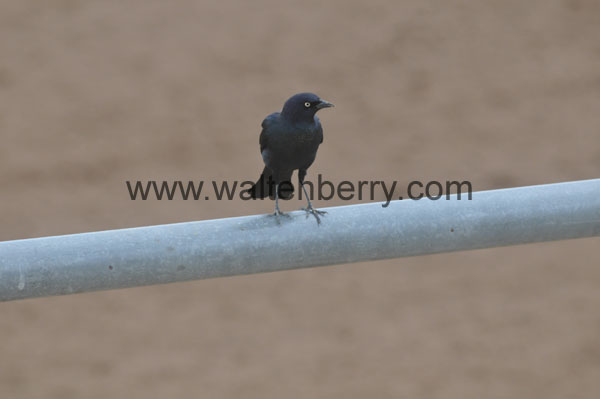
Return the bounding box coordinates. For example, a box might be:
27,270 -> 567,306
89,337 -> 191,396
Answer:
304,102 -> 311,108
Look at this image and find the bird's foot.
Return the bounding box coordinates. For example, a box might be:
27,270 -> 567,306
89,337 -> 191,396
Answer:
273,209 -> 289,224
301,206 -> 327,225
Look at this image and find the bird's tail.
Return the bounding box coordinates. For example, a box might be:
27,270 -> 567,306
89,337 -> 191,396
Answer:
248,167 -> 294,200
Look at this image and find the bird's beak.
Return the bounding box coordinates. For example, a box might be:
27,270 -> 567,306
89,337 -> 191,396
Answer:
316,99 -> 334,109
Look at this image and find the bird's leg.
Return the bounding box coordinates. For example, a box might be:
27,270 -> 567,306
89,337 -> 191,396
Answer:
273,183 -> 286,224
300,183 -> 327,224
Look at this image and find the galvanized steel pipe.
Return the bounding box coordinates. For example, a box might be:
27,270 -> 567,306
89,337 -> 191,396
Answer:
1,179 -> 599,302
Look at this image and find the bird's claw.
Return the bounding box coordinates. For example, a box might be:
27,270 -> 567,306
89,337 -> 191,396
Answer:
301,207 -> 327,224
273,209 -> 289,224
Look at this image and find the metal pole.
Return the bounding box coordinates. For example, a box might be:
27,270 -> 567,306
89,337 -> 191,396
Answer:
1,179 -> 599,302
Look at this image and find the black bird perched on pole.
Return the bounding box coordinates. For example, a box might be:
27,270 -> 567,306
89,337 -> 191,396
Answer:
248,92 -> 334,224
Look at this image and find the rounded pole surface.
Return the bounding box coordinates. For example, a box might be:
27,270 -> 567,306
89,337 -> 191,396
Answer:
1,179 -> 599,302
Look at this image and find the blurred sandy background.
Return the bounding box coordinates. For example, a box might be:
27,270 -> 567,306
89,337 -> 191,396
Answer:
1,0 -> 599,397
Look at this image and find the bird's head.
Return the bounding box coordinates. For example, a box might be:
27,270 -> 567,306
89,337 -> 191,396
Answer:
281,92 -> 334,123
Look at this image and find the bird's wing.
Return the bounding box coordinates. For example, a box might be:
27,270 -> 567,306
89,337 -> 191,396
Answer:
260,112 -> 279,153
317,119 -> 324,144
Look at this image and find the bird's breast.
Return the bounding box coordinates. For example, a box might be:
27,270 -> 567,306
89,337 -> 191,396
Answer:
263,126 -> 321,171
